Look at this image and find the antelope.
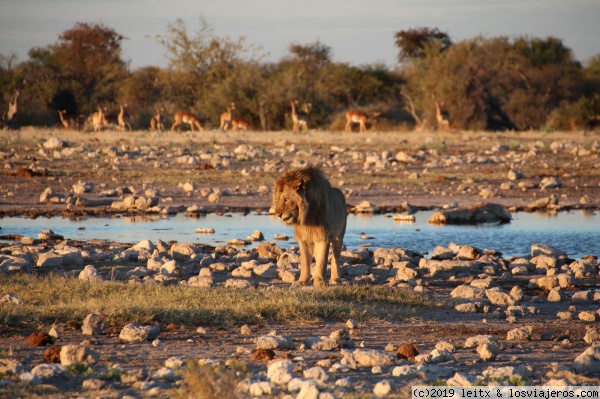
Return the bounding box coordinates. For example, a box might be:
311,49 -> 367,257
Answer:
415,118 -> 428,132
117,104 -> 131,132
345,109 -> 381,132
231,118 -> 251,131
219,103 -> 235,132
171,110 -> 203,132
435,100 -> 450,131
58,110 -> 81,130
149,108 -> 164,131
91,106 -> 107,132
291,101 -> 310,133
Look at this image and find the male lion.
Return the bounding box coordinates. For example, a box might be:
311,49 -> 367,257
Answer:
273,166 -> 347,286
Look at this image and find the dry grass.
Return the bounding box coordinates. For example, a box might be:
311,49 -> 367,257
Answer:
0,274 -> 447,330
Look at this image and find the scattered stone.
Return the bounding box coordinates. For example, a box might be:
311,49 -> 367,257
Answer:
352,349 -> 393,367
119,323 -> 160,342
82,313 -> 105,336
267,360 -> 294,384
507,326 -> 533,341
256,335 -> 295,350
486,287 -> 516,307
477,343 -> 499,361
78,265 -> 103,282
0,293 -> 24,305
578,311 -> 599,322
373,379 -> 393,396
464,335 -> 498,348
396,343 -> 419,360
572,344 -> 600,375
60,345 -> 100,366
82,378 -> 105,390
43,346 -> 62,363
429,202 -> 511,225
251,348 -> 276,363
572,290 -> 593,303
26,333 -> 53,347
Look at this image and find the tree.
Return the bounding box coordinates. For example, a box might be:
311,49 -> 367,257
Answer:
394,27 -> 452,63
26,22 -> 129,117
154,15 -> 262,123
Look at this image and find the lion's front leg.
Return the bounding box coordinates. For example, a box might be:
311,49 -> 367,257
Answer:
313,240 -> 330,287
297,241 -> 313,285
329,237 -> 343,285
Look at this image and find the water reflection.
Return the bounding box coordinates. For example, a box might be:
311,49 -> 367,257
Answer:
1,210 -> 598,259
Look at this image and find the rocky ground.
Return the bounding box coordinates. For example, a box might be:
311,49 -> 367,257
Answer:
0,127 -> 599,398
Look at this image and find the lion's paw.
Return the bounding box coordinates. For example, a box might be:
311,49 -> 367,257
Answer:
294,279 -> 310,287
313,279 -> 327,287
329,278 -> 341,286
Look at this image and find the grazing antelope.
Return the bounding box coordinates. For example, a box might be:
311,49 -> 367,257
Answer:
117,104 -> 131,132
91,106 -> 108,132
231,118 -> 251,131
149,109 -> 164,131
171,110 -> 203,132
291,101 -> 310,133
345,109 -> 381,132
435,100 -> 450,131
219,103 -> 235,132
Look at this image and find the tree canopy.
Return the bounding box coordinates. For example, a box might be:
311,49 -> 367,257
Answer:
1,19 -> 598,131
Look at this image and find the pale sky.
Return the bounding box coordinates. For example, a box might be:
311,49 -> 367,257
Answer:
0,0 -> 598,70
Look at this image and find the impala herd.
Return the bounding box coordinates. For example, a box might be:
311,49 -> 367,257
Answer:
55,100 -> 450,133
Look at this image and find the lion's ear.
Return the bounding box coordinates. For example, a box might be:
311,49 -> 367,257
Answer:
291,179 -> 303,191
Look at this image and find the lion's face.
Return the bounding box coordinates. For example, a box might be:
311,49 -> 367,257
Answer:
273,183 -> 307,226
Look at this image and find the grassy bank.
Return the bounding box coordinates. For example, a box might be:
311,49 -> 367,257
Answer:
0,274 -> 447,330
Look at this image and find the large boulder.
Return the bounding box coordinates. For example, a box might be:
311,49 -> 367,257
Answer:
429,202 -> 511,225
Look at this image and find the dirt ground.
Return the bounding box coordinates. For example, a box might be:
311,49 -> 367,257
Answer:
0,127 -> 599,217
0,127 -> 599,397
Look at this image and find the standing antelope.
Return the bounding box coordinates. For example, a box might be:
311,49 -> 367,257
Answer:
117,104 -> 131,132
219,103 -> 235,132
91,106 -> 107,132
58,110 -> 69,129
291,101 -> 310,133
149,109 -> 164,131
171,110 -> 203,132
435,100 -> 450,131
345,109 -> 381,132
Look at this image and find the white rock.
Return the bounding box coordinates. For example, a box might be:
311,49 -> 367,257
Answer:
0,294 -> 24,305
477,343 -> 499,361
81,313 -> 105,336
507,326 -> 533,341
267,360 -> 294,384
352,349 -> 393,367
572,344 -> 600,375
60,345 -> 100,366
256,335 -> 294,350
303,366 -> 328,382
78,265 -> 103,282
373,379 -> 393,396
249,381 -> 273,396
464,335 -> 499,348
119,323 -> 160,342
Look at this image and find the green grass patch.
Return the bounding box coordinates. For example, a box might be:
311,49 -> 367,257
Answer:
0,274 -> 446,329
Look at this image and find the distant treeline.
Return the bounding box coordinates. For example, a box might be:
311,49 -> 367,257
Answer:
1,18 -> 599,132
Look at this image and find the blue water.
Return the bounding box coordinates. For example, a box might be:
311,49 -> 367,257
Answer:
1,210 -> 599,259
